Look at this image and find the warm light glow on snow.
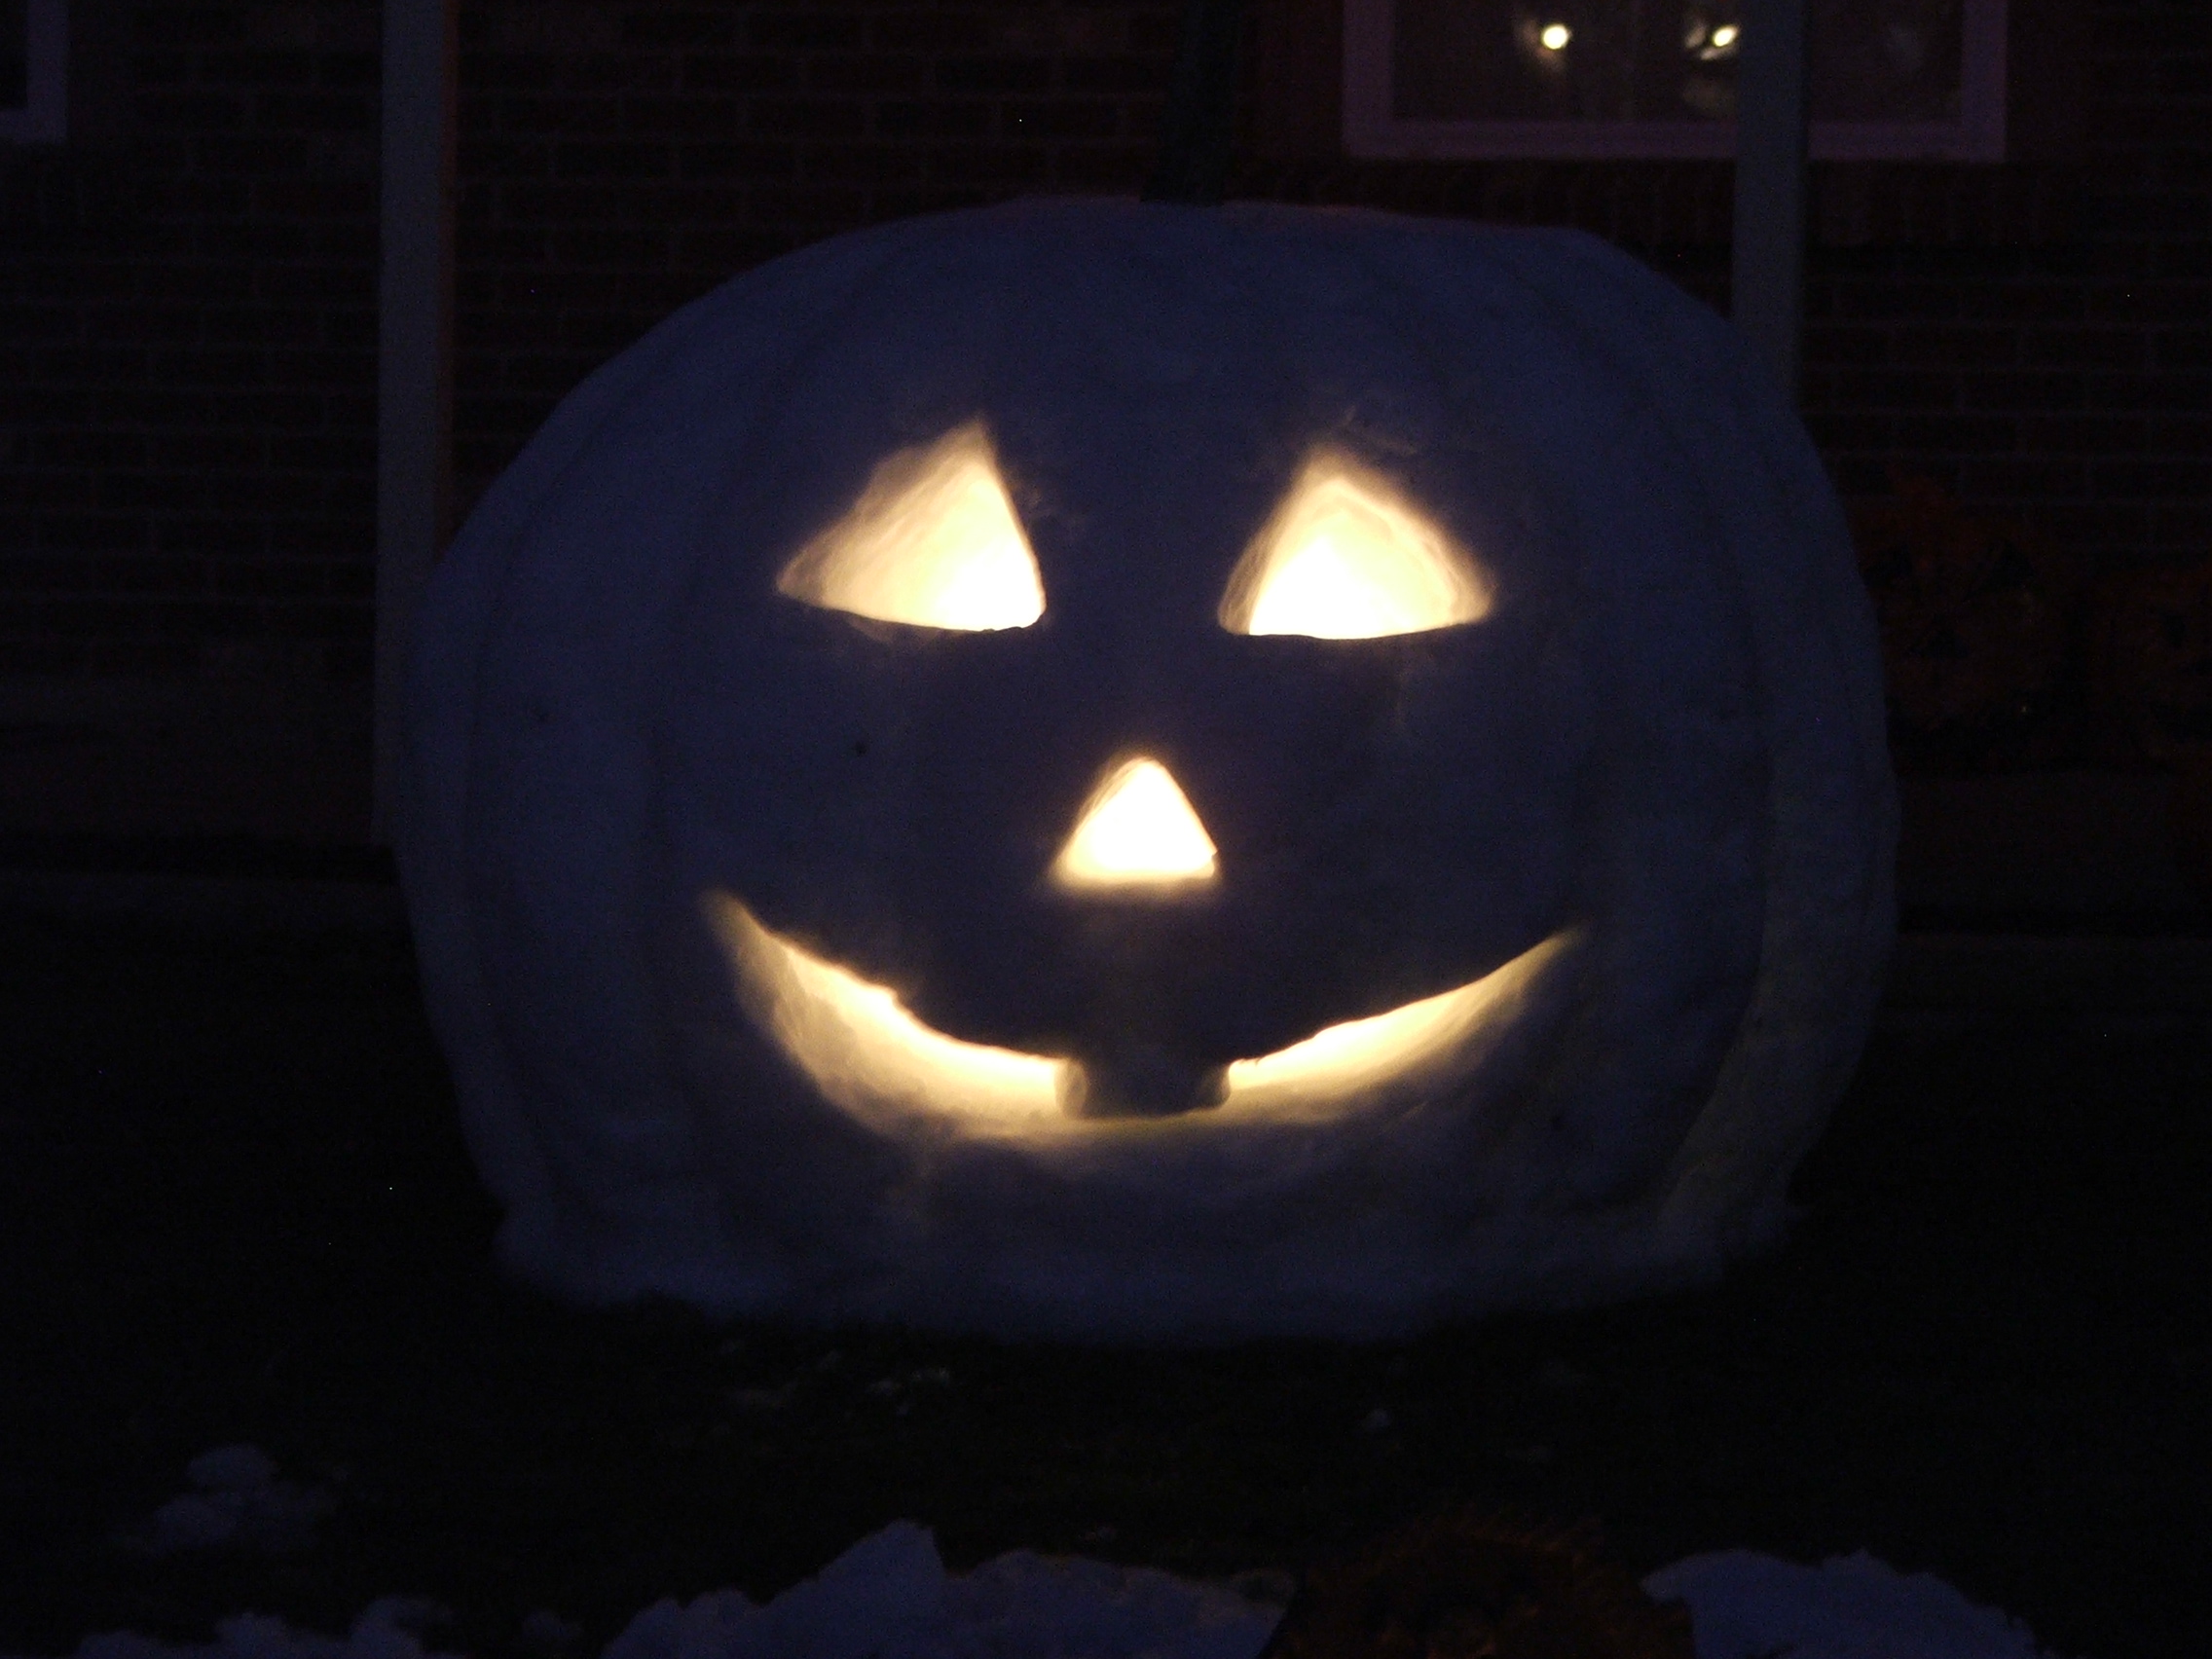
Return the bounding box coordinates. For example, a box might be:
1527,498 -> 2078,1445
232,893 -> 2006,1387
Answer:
1049,757 -> 1219,891
706,895 -> 1073,1127
1220,932 -> 1574,1113
1220,451 -> 1490,639
776,422 -> 1045,631
709,894 -> 1576,1129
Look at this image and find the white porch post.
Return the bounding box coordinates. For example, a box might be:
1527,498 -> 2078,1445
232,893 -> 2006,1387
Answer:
372,0 -> 456,845
1731,0 -> 1810,397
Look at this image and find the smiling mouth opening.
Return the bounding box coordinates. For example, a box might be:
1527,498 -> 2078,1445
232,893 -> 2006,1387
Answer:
705,894 -> 1577,1134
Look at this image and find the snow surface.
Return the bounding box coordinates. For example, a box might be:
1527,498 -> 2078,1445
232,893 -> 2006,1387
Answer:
398,196 -> 1899,1342
21,1450 -> 2078,1659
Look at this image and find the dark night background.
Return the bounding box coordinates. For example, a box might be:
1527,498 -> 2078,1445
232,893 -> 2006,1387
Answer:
3,2 -> 2210,1657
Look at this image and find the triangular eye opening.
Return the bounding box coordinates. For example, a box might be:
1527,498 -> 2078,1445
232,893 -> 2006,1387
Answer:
1219,450 -> 1491,639
776,422 -> 1046,632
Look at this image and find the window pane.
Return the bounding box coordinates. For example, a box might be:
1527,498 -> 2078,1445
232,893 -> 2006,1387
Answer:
1392,0 -> 1967,125
1,0 -> 28,111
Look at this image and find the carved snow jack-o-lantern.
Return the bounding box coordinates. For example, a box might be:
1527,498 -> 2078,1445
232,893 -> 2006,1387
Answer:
399,199 -> 1896,1341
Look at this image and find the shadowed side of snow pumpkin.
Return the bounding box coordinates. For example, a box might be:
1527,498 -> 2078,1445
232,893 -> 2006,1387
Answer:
397,198 -> 1895,1341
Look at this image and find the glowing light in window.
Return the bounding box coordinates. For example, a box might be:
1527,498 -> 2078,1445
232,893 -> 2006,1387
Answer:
1539,22 -> 1572,52
1050,757 -> 1218,891
776,422 -> 1045,631
1219,450 -> 1491,640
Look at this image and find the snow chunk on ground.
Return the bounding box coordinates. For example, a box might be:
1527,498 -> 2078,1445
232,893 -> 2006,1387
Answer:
9,1522 -> 2081,1659
109,1444 -> 336,1558
601,1522 -> 1276,1659
1645,1547 -> 2069,1659
42,1600 -> 463,1659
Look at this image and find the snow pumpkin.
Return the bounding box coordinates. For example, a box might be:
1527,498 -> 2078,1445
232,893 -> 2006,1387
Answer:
399,198 -> 1895,1342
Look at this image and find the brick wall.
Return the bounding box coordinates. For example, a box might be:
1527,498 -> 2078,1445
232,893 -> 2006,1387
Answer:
1804,18 -> 2207,582
450,0 -> 1186,508
0,0 -> 2204,731
1,0 -> 381,684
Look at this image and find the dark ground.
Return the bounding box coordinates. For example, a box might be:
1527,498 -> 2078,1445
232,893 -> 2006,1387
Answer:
0,902 -> 2205,1659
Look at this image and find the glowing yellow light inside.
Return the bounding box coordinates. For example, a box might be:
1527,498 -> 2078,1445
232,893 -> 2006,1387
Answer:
1710,23 -> 1738,49
1220,452 -> 1491,640
705,895 -> 1072,1127
776,422 -> 1045,631
1222,931 -> 1573,1114
1539,21 -> 1572,51
1049,757 -> 1219,891
709,892 -> 1578,1130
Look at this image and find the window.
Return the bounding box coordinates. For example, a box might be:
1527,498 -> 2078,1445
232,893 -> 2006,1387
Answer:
1,0 -> 65,143
1346,0 -> 2007,161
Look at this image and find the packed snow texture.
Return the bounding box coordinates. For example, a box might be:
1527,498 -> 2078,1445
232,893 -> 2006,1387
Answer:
108,1445 -> 335,1559
25,1492 -> 2074,1659
593,1530 -> 2074,1659
399,196 -> 1898,1342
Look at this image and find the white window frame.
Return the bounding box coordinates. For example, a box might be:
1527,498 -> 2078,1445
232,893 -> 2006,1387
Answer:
1345,0 -> 2007,162
1,0 -> 66,142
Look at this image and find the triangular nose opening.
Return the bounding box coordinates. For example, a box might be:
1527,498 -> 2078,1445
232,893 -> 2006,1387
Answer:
1050,757 -> 1218,892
